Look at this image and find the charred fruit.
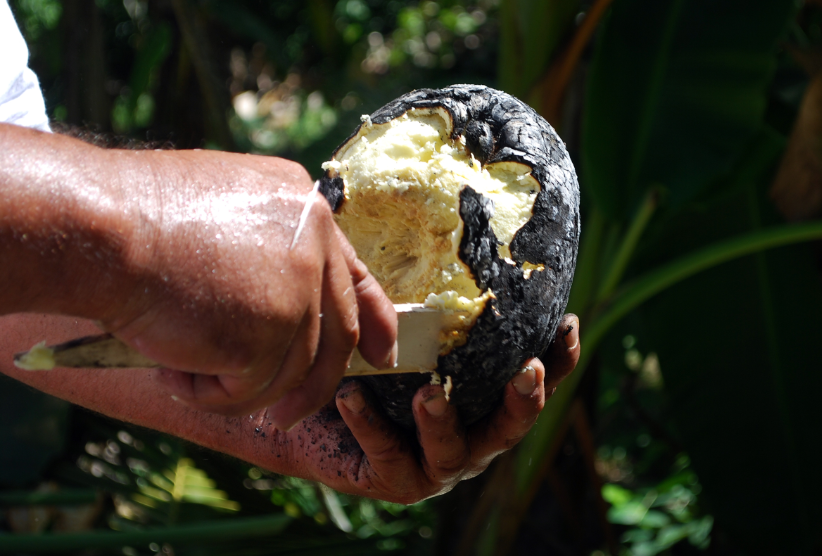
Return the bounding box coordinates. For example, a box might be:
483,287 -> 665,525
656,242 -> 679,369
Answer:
320,84 -> 580,427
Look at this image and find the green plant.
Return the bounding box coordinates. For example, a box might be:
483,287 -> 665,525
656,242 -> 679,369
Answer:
456,0 -> 822,554
5,0 -> 822,554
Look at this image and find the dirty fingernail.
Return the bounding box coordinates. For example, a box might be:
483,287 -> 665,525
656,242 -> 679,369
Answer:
422,392 -> 448,417
339,389 -> 366,415
564,315 -> 579,350
512,364 -> 537,396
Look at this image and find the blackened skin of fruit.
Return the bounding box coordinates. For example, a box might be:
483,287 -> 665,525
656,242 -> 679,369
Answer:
464,119 -> 495,164
318,176 -> 345,212
320,84 -> 580,428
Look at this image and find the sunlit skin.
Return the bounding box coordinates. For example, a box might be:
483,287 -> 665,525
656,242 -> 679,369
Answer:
0,312 -> 579,503
0,121 -> 580,502
0,123 -> 397,428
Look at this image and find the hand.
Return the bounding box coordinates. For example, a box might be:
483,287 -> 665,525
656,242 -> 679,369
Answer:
95,148 -> 397,425
261,314 -> 580,504
0,125 -> 396,425
0,311 -> 578,504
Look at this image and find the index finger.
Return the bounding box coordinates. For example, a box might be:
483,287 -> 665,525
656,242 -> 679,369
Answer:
334,226 -> 398,370
467,358 -> 546,470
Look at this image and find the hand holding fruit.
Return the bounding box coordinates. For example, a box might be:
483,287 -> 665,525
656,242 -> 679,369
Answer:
0,124 -> 397,427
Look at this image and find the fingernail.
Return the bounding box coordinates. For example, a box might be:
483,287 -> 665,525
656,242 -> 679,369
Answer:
422,392 -> 448,417
339,389 -> 366,415
512,364 -> 536,396
564,315 -> 579,350
385,340 -> 399,369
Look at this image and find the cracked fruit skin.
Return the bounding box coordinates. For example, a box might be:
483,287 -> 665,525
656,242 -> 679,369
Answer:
319,84 -> 580,428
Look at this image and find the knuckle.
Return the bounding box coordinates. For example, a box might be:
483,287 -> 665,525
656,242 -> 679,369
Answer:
504,433 -> 527,449
366,439 -> 404,463
280,159 -> 312,184
431,452 -> 471,477
353,267 -> 379,296
280,365 -> 310,392
502,417 -> 538,449
351,257 -> 372,285
305,376 -> 339,407
338,306 -> 360,350
311,197 -> 335,226
288,250 -> 323,280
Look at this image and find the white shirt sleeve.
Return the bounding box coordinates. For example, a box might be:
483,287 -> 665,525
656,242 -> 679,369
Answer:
0,0 -> 50,132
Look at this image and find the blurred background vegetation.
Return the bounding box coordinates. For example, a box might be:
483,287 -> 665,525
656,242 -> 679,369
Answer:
2,0 -> 822,554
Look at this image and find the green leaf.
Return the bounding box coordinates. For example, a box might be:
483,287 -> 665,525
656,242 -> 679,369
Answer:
582,0 -> 796,221
608,500 -> 650,525
637,188 -> 822,552
602,483 -> 633,506
639,510 -> 671,529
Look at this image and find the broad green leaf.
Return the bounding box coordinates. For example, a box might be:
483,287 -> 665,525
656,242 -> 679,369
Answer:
637,187 -> 822,552
582,0 -> 795,221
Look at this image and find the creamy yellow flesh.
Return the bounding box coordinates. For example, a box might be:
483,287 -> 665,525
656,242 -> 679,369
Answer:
324,109 -> 540,315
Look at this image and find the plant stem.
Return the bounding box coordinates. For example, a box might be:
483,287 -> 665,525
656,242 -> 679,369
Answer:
596,189 -> 658,303
516,220 -> 822,494
583,221 -> 822,368
566,207 -> 606,316
536,0 -> 616,124
0,514 -> 291,553
746,190 -> 810,541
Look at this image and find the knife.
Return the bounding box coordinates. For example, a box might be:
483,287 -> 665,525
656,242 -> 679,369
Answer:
13,303 -> 465,377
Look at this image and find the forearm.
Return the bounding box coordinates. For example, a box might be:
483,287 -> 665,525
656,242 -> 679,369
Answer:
0,124 -> 141,318
0,313 -> 298,477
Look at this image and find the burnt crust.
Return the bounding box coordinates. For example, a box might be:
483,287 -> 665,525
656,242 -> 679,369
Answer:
319,84 -> 580,427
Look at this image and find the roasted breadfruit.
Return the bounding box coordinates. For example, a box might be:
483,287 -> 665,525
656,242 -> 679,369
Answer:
319,84 -> 580,428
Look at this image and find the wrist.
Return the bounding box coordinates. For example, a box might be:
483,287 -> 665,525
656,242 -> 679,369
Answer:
0,124 -> 143,319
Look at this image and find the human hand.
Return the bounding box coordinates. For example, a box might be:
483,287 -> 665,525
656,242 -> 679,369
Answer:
259,314 -> 580,504
0,124 -> 394,425
96,149 -> 397,426
0,310 -> 576,504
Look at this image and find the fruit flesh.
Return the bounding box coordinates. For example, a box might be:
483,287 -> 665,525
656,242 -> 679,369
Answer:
323,109 -> 541,308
